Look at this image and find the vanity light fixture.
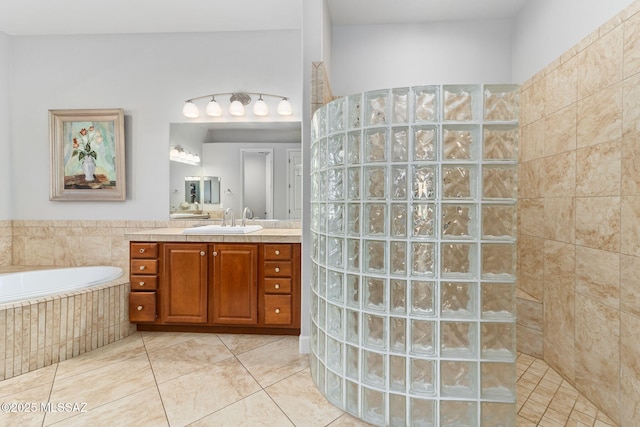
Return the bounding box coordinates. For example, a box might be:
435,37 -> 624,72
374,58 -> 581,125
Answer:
170,145 -> 200,165
182,92 -> 293,118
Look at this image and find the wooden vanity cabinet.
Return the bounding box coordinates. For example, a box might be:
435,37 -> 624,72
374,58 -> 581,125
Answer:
129,243 -> 159,323
260,244 -> 300,328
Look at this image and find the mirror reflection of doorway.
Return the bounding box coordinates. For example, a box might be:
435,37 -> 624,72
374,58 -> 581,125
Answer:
241,149 -> 273,219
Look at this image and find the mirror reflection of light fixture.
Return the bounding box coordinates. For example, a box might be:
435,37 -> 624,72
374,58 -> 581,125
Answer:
182,92 -> 293,118
170,145 -> 200,165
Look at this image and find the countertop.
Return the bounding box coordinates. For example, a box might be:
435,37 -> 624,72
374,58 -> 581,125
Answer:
125,227 -> 302,243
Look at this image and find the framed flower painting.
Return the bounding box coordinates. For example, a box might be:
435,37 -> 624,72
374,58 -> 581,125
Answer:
49,108 -> 126,201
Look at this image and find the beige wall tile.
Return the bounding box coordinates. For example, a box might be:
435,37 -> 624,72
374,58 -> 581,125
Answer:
545,56 -> 578,115
575,196 -> 621,252
621,254 -> 640,317
519,159 -> 545,198
624,10 -> 640,78
621,312 -> 640,379
577,25 -> 623,99
519,198 -> 545,237
521,78 -> 545,126
517,324 -> 543,358
575,140 -> 621,196
623,72 -> 640,136
544,197 -> 575,243
621,196 -> 640,256
544,152 -> 576,197
575,246 -> 620,309
520,120 -> 545,162
543,330 -> 575,382
544,105 -> 577,156
622,134 -> 640,195
621,371 -> 640,427
517,298 -> 543,331
518,235 -> 545,301
576,84 -> 623,148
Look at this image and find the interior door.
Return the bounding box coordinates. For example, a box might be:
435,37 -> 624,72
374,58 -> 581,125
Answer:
287,149 -> 302,219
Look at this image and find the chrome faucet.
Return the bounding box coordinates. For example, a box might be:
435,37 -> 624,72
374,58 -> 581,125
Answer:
222,208 -> 236,227
241,207 -> 253,227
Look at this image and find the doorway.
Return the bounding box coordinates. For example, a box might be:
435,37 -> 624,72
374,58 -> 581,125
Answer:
241,149 -> 273,219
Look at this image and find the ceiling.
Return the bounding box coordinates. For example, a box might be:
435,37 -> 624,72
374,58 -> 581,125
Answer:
0,0 -> 529,36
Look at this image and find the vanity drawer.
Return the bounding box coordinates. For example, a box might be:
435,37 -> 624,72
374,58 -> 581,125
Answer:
264,278 -> 291,294
263,295 -> 292,325
129,292 -> 156,323
130,275 -> 158,291
263,244 -> 292,261
131,243 -> 158,259
130,259 -> 158,275
263,261 -> 292,277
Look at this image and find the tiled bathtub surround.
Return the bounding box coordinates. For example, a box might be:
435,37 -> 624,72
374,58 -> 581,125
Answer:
517,1 -> 640,424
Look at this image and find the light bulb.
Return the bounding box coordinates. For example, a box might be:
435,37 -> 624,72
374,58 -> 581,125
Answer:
170,147 -> 179,158
193,154 -> 201,163
205,98 -> 222,116
182,101 -> 199,118
229,100 -> 245,116
277,98 -> 293,116
253,96 -> 269,116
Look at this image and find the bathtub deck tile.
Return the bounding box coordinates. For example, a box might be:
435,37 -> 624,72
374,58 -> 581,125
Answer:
0,309 -> 6,360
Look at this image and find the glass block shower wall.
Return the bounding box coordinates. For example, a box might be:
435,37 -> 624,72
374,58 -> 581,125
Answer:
309,85 -> 519,427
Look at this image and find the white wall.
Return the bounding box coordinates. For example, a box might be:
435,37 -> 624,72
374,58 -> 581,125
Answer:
512,0 -> 637,82
330,19 -> 515,96
9,30 -> 302,220
0,33 -> 12,220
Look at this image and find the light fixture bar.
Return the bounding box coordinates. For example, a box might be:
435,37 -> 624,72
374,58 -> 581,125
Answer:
182,92 -> 293,118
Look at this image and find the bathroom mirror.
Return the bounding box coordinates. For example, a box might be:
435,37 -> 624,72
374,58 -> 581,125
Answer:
169,121 -> 301,219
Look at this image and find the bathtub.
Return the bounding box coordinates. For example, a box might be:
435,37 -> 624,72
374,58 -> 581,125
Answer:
0,266 -> 134,380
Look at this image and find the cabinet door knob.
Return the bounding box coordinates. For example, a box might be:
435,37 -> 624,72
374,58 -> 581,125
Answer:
274,283 -> 280,289
212,251 -> 218,256
139,282 -> 145,287
200,251 -> 205,256
275,267 -> 280,273
139,248 -> 145,254
137,305 -> 143,311
275,250 -> 280,255
139,265 -> 145,271
275,308 -> 280,314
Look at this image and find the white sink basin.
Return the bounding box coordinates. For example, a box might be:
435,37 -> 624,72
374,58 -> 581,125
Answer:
183,224 -> 263,234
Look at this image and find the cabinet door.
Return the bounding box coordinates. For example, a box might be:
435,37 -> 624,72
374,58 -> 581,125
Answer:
210,244 -> 258,325
161,243 -> 208,324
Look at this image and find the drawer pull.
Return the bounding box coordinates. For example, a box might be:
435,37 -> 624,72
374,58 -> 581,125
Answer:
212,251 -> 218,256
275,308 -> 280,314
139,266 -> 145,271
139,282 -> 145,287
275,267 -> 280,273
139,248 -> 145,254
200,251 -> 205,256
275,250 -> 280,255
274,283 -> 280,289
137,305 -> 143,311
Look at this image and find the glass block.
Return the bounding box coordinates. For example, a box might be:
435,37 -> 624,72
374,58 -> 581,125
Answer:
346,344 -> 360,380
347,167 -> 361,200
318,329 -> 326,362
483,125 -> 518,161
327,169 -> 344,200
365,240 -> 386,274
389,355 -> 406,392
389,317 -> 406,352
347,239 -> 360,272
311,231 -> 319,262
327,203 -> 344,234
392,127 -> 409,161
389,393 -> 407,427
481,402 -> 516,427
318,174 -> 327,216
365,128 -> 388,163
413,125 -> 438,161
392,87 -> 410,123
392,166 -> 408,200
413,85 -> 439,122
362,386 -> 385,425
443,84 -> 480,122
484,84 -> 519,122
319,297 -> 326,331
364,313 -> 386,350
328,133 -> 345,166
311,260 -> 319,292
366,89 -> 389,125
410,358 -> 436,396
440,401 -> 477,427
482,204 -> 516,239
441,360 -> 477,398
390,241 -> 407,275
412,242 -> 436,276
441,204 -> 475,238
348,93 -> 362,129
441,282 -> 477,319
345,380 -> 359,415
441,243 -> 477,278
365,203 -> 386,236
481,283 -> 515,320
346,274 -> 360,308
311,291 -> 319,323
319,264 -> 327,296
412,166 -> 436,199
482,166 -> 516,200
363,350 -> 386,387
442,166 -> 475,199
318,137 -> 328,169
365,277 -> 386,311
328,97 -> 346,134
411,280 -> 435,316
326,369 -> 343,406
316,356 -> 326,391
327,270 -> 344,304
311,142 -> 320,173
482,243 -> 515,278
348,130 -> 361,164
443,125 -> 479,161
327,335 -> 343,372
365,166 -> 387,200
441,321 -> 477,358
390,279 -> 407,314
481,362 -> 516,400
411,398 -> 436,427
412,203 -> 436,238
481,322 -> 515,360
311,108 -> 320,142
347,203 -> 360,236
328,237 -> 343,268
390,203 -> 408,237
410,319 -> 436,355
346,309 -> 360,344
316,105 -> 328,138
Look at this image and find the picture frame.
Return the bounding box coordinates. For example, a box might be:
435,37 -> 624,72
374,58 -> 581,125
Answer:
49,108 -> 126,201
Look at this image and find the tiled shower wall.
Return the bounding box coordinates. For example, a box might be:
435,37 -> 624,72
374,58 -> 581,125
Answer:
517,1 -> 640,424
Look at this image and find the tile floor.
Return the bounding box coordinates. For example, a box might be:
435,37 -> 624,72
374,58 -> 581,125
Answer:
0,332 -> 619,426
